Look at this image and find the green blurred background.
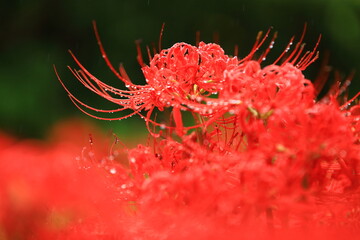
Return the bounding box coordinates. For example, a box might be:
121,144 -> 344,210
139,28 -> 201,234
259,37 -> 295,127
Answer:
1,0 -> 360,139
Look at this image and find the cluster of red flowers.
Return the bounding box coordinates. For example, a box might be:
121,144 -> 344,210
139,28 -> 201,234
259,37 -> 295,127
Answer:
2,24 -> 360,239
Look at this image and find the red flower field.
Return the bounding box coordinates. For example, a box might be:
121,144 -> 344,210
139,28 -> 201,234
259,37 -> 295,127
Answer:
1,24 -> 359,239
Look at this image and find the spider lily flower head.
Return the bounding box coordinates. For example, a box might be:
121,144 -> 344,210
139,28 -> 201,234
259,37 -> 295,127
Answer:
141,42 -> 235,98
55,22 -> 320,137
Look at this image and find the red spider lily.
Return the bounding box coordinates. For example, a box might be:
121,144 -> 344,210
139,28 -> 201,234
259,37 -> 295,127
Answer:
55,22 -> 319,137
46,23 -> 360,239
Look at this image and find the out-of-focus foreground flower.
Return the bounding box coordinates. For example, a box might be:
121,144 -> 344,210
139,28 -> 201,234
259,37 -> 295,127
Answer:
2,24 -> 360,239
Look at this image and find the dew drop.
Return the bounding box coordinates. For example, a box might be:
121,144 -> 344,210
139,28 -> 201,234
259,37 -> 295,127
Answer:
109,168 -> 117,174
229,99 -> 241,104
